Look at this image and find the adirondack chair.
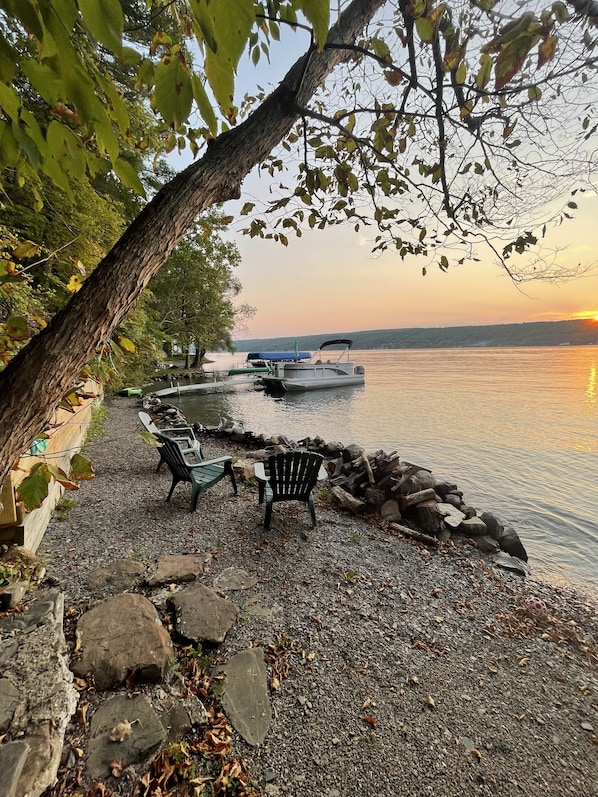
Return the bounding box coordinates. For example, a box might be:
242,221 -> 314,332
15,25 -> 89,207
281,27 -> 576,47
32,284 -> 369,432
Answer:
254,451 -> 327,529
138,410 -> 203,473
155,432 -> 237,511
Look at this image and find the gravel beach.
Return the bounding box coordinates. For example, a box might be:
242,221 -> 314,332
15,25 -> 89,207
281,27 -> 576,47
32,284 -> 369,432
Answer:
37,396 -> 598,797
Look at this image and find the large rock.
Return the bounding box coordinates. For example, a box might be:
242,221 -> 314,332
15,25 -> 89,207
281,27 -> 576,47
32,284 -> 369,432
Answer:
172,582 -> 238,643
0,591 -> 78,797
87,559 -> 147,595
459,516 -> 488,536
72,593 -> 174,690
215,648 -> 271,746
480,512 -> 528,561
146,553 -> 212,586
87,694 -> 167,780
0,741 -> 29,797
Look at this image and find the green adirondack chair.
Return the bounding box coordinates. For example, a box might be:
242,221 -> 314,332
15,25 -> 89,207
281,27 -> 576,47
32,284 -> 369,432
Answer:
155,432 -> 237,511
254,451 -> 327,529
138,410 -> 202,473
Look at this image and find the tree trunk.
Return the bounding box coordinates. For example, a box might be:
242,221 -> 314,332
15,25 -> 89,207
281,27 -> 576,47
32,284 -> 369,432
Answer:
0,0 -> 385,487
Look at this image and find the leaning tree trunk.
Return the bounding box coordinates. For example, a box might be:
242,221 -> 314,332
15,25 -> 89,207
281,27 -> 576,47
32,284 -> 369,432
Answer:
0,0 -> 385,487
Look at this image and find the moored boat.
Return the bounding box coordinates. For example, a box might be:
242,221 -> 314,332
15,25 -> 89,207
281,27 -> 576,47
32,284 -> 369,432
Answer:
227,350 -> 311,377
261,339 -> 365,393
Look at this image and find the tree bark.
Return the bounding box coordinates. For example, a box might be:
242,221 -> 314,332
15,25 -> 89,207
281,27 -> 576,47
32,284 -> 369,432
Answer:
0,0 -> 385,487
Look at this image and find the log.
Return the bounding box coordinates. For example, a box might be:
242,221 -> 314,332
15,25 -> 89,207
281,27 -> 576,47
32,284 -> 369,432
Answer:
361,453 -> 376,485
331,486 -> 366,514
389,523 -> 439,546
399,488 -> 436,510
415,499 -> 443,534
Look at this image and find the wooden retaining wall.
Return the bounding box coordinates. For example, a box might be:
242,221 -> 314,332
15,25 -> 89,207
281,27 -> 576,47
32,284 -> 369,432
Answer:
0,381 -> 103,552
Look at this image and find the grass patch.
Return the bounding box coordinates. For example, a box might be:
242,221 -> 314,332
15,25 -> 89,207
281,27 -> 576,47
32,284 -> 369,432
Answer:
86,404 -> 108,444
53,495 -> 78,521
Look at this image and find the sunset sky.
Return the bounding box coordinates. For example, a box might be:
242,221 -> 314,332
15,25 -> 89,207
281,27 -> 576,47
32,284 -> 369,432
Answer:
227,187 -> 598,340
174,8 -> 598,342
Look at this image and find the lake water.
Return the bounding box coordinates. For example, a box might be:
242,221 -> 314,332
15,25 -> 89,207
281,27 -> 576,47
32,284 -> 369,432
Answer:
152,347 -> 598,595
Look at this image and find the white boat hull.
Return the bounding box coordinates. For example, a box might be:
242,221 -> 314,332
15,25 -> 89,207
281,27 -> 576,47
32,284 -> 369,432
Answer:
262,363 -> 365,393
266,374 -> 365,392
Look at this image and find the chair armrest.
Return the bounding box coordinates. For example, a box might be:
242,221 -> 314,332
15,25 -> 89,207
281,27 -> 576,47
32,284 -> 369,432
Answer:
253,462 -> 268,482
161,425 -> 199,440
198,455 -> 233,467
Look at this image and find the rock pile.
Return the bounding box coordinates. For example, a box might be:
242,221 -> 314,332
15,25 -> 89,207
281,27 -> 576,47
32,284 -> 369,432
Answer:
0,556 -> 271,797
144,399 -> 529,576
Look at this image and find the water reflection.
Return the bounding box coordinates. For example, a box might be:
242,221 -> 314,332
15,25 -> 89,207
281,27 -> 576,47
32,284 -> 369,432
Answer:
148,347 -> 598,592
586,362 -> 596,407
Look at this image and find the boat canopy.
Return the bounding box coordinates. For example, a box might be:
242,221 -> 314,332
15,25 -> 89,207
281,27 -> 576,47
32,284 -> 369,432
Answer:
318,339 -> 353,349
246,351 -> 311,362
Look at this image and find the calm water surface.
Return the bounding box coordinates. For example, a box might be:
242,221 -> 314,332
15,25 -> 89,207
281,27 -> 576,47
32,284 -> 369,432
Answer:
152,347 -> 598,594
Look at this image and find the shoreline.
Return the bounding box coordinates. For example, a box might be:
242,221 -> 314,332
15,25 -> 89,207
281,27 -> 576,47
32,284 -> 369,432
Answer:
17,396 -> 598,796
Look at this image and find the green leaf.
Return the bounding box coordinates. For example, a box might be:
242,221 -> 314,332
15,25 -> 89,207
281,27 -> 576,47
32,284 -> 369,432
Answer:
191,74 -> 218,136
45,463 -> 79,490
202,0 -> 255,115
527,85 -> 542,102
6,315 -> 29,342
115,334 -> 136,353
240,202 -> 255,215
0,82 -> 21,122
17,464 -> 51,510
69,453 -> 95,481
295,0 -> 330,50
139,430 -> 161,447
12,240 -> 41,259
475,53 -> 493,90
78,0 -> 124,54
113,157 -> 145,196
415,17 -> 436,44
154,53 -> 193,128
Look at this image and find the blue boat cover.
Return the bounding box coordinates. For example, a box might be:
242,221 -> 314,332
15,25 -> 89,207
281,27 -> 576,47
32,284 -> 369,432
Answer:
247,351 -> 311,362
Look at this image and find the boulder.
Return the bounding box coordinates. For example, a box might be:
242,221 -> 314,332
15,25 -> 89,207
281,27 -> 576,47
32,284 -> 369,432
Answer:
172,582 -> 238,643
87,560 -> 146,595
87,694 -> 167,780
146,553 -> 212,586
437,503 -> 466,529
215,648 -> 271,746
72,593 -> 174,690
459,517 -> 488,536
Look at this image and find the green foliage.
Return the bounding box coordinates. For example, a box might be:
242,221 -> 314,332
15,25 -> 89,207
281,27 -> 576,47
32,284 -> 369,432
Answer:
52,495 -> 77,521
148,211 -> 249,362
0,0 -> 331,198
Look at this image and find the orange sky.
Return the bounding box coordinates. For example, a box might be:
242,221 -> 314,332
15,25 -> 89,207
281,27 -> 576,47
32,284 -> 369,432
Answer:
229,188 -> 598,340
173,15 -> 598,342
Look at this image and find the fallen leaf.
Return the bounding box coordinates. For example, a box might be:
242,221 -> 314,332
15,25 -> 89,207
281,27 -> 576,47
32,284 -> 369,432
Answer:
470,748 -> 482,759
270,676 -> 280,691
426,694 -> 436,709
362,715 -> 378,726
110,720 -> 134,742
110,759 -> 127,777
76,703 -> 88,725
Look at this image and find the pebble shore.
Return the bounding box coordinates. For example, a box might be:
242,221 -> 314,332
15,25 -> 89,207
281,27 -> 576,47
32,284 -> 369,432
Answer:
35,396 -> 598,797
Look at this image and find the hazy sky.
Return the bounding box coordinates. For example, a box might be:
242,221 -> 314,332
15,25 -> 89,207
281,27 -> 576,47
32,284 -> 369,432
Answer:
174,8 -> 598,341
227,188 -> 598,340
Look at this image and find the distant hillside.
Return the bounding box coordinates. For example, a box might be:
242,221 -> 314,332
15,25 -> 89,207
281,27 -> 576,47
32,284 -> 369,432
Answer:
234,319 -> 598,352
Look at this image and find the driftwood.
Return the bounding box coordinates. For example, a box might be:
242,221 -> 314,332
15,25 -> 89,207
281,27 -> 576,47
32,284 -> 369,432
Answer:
399,488 -> 437,510
331,485 -> 366,514
416,499 -> 444,534
361,453 -> 376,485
389,522 -> 439,546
